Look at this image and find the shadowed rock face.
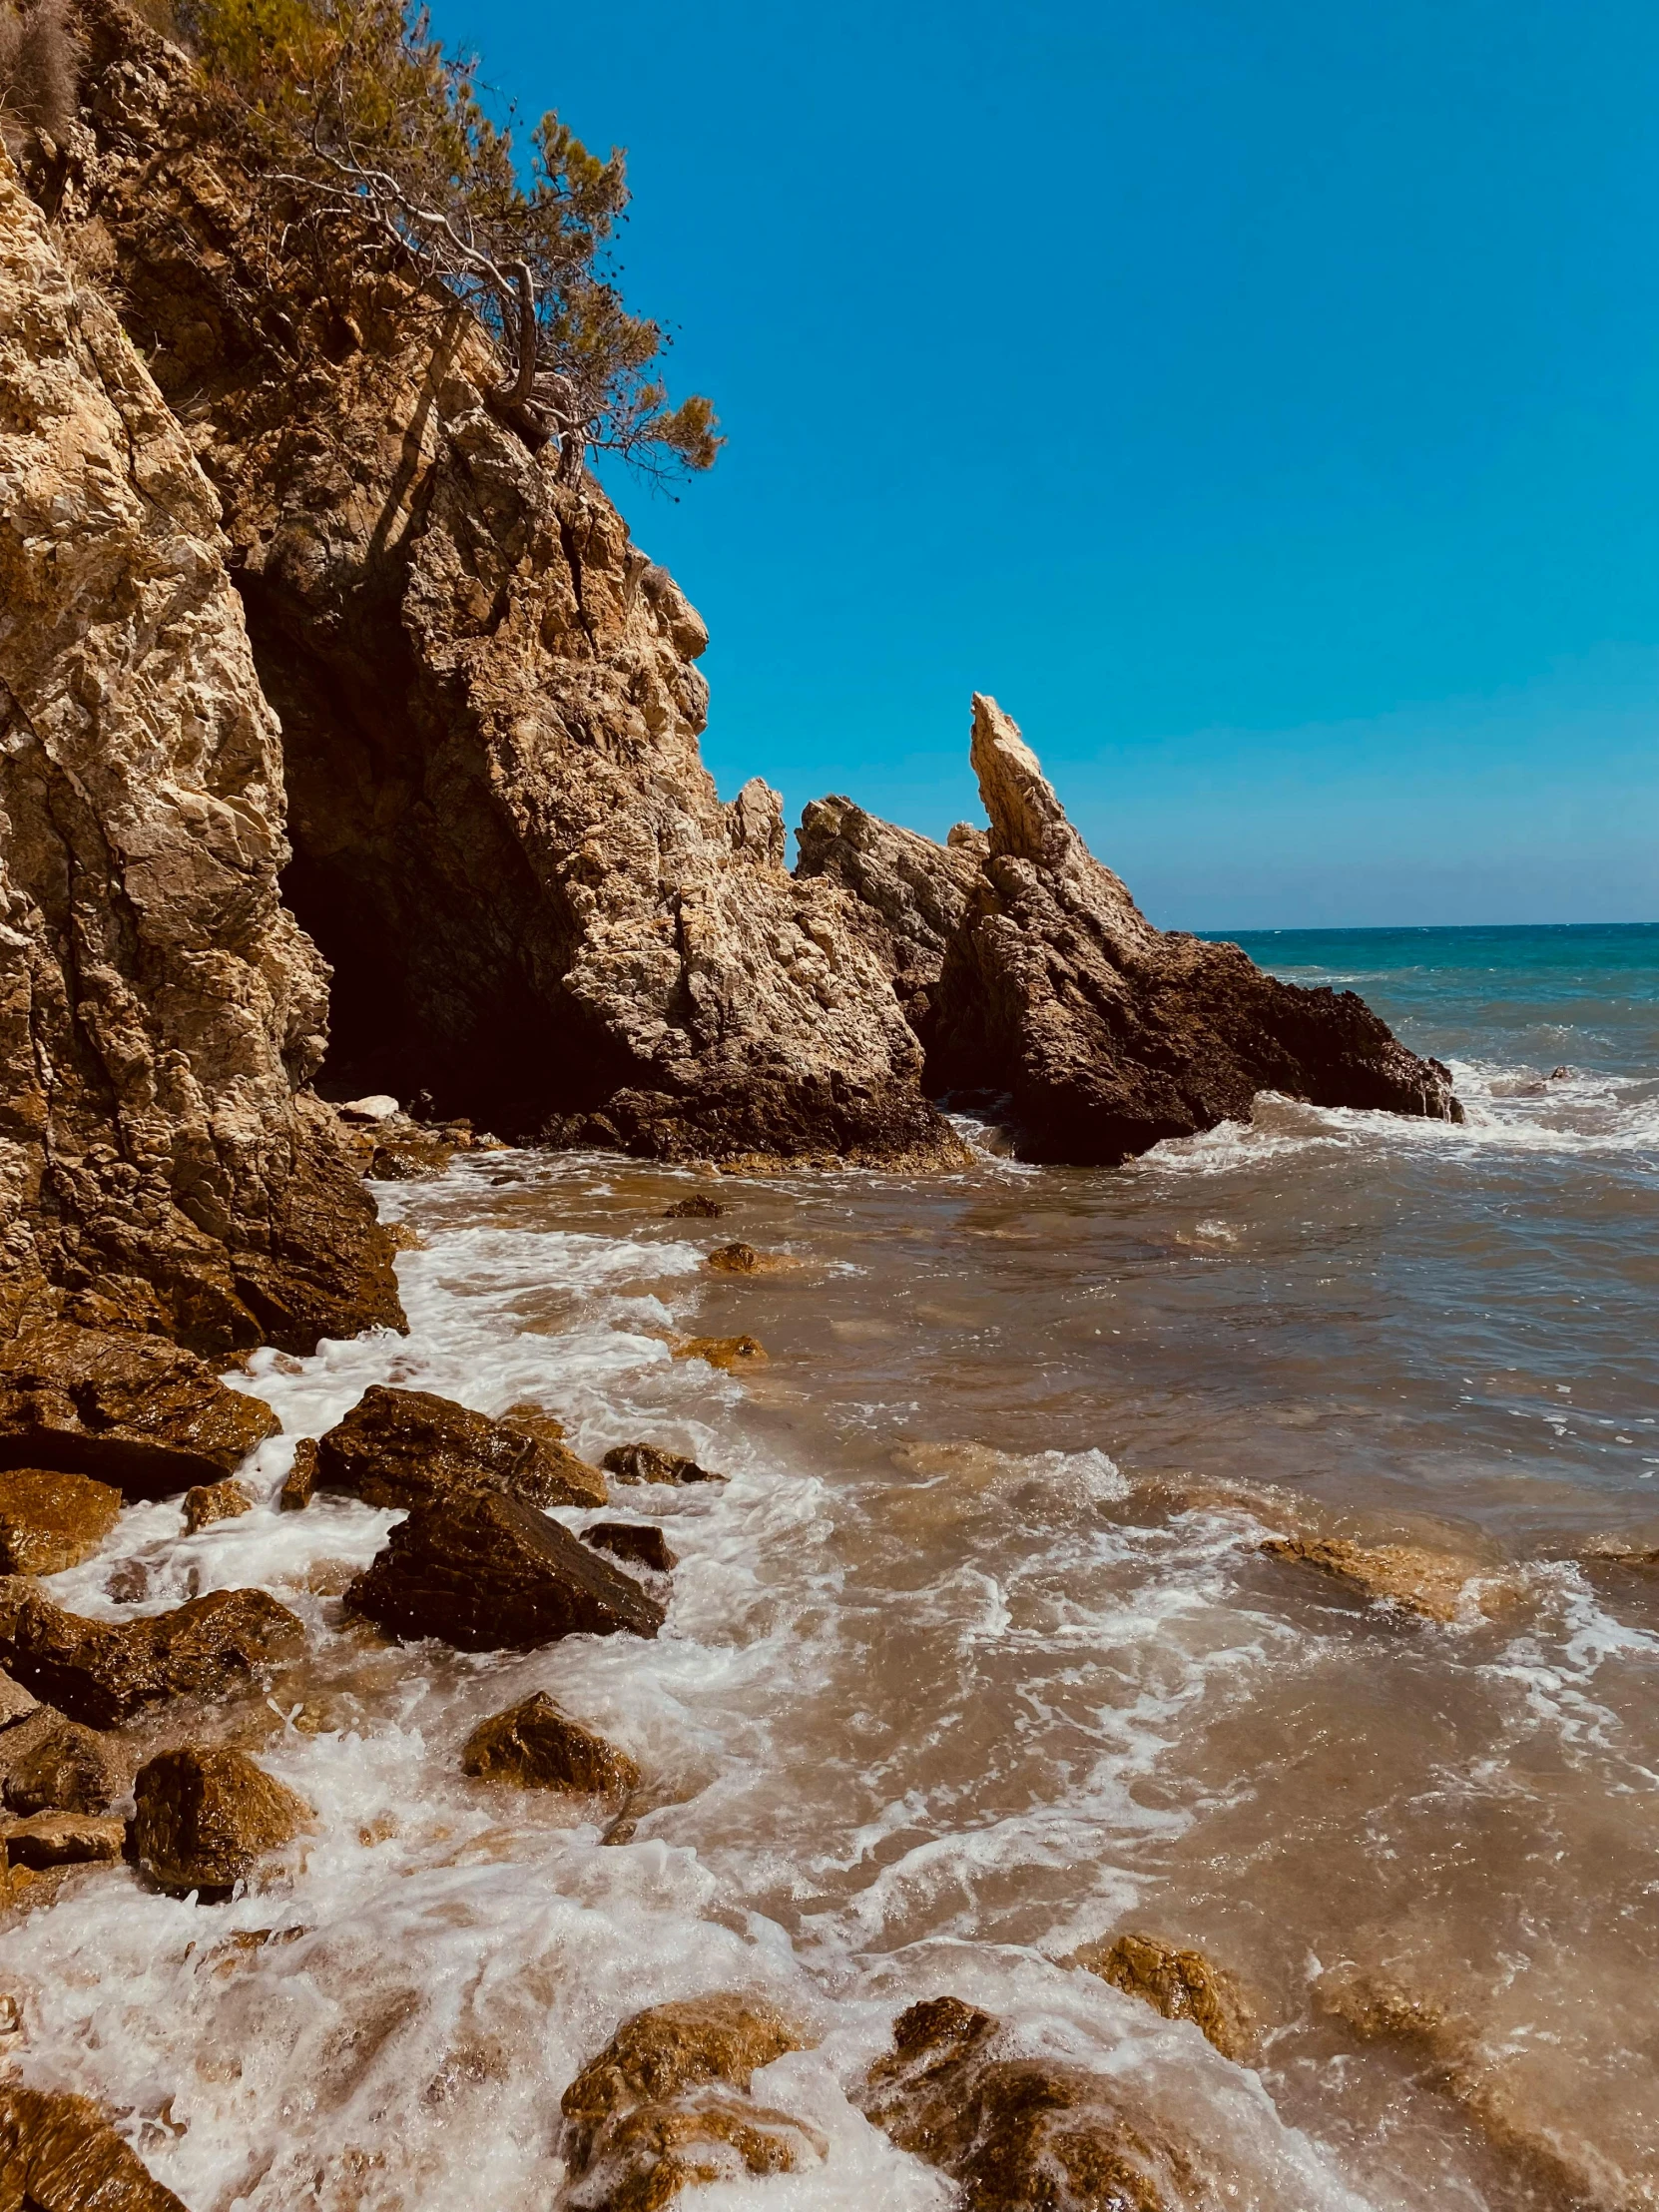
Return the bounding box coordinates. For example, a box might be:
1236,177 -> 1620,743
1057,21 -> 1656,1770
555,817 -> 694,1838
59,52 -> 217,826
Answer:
0,143 -> 402,1355
804,697 -> 1461,1166
58,2 -> 958,1171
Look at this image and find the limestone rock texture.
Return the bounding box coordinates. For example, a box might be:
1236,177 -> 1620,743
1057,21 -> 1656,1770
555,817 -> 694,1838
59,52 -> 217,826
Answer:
59,2 -> 958,1171
0,141 -> 402,1354
807,697 -> 1462,1166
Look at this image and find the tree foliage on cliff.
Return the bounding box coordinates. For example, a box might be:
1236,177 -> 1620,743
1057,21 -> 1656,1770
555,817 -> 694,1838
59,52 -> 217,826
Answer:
183,0 -> 719,479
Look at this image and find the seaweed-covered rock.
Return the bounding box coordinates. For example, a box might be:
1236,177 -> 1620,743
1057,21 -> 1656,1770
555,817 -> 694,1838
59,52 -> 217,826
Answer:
132,1744 -> 312,1895
859,1995 -> 1202,2212
560,1994 -> 823,2212
0,1326 -> 277,1498
0,2082 -> 188,2209
0,1582 -> 304,1726
345,1490 -> 664,1651
461,1691 -> 638,1798
315,1385 -> 606,1511
0,1469 -> 122,1575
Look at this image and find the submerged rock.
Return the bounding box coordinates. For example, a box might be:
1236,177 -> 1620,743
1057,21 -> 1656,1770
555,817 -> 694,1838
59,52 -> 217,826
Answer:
706,1243 -> 761,1274
664,1195 -> 728,1220
0,2082 -> 187,2209
602,1444 -> 726,1488
314,1385 -> 607,1511
0,1582 -> 304,1727
584,1523 -> 679,1574
1071,1932 -> 1258,2062
0,1469 -> 122,1575
0,1708 -> 128,1816
461,1691 -> 639,1799
0,1326 -> 278,1499
673,1337 -> 769,1373
345,1490 -> 664,1651
183,1478 -> 255,1533
859,1995 -> 1203,2212
1259,1535 -> 1518,1623
560,1993 -> 823,2212
132,1745 -> 312,1896
0,1810 -> 126,1870
0,151 -> 402,1355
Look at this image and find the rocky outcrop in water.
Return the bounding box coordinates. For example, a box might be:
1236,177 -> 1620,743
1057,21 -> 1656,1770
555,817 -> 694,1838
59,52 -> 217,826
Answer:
462,1690 -> 639,1799
559,1994 -> 824,2212
0,1580 -> 303,1725
804,697 -> 1462,1165
313,1384 -> 606,1513
345,1488 -> 665,1650
1071,1933 -> 1258,2063
0,145 -> 402,1353
132,1743 -> 312,1895
0,1323 -> 276,1495
0,2082 -> 188,2209
858,1994 -> 1205,2212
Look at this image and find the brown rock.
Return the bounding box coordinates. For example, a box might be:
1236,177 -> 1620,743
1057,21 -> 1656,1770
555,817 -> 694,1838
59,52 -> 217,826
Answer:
706,1243 -> 760,1274
132,1744 -> 312,1896
0,1708 -> 128,1815
0,150 -> 402,1357
0,1811 -> 126,1870
0,1670 -> 36,1730
314,1384 -> 606,1511
560,1994 -> 822,2212
344,1489 -> 665,1651
811,697 -> 1462,1166
0,2082 -> 187,2210
1072,1932 -> 1258,2061
584,1523 -> 679,1574
860,1996 -> 1201,2212
0,1326 -> 278,1499
602,1444 -> 725,1488
0,1469 -> 122,1575
500,1401 -> 567,1444
183,1477 -> 254,1533
1316,1964 -> 1629,2210
664,1195 -> 728,1220
278,1437 -> 318,1511
58,22 -> 957,1173
672,1337 -> 768,1373
1260,1535 -> 1517,1623
461,1691 -> 639,1797
796,793 -> 984,1045
0,1582 -> 305,1727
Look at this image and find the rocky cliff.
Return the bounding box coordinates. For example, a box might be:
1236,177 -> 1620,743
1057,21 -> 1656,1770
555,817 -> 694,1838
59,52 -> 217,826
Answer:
56,0 -> 957,1169
800,697 -> 1461,1164
0,142 -> 401,1352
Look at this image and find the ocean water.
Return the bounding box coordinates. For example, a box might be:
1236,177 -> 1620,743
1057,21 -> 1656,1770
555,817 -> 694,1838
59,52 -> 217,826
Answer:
2,922 -> 1656,2210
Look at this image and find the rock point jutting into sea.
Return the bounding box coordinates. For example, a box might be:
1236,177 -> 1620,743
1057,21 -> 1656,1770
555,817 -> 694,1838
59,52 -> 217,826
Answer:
5,4 -> 1642,2208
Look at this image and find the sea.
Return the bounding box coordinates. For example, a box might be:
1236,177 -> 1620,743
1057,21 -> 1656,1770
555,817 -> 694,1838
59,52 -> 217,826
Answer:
3,921 -> 1655,2209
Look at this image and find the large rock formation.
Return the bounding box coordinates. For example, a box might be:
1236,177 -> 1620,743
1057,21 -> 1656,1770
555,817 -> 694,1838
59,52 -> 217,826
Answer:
0,141 -> 402,1352
801,696 -> 1461,1164
57,1 -> 958,1168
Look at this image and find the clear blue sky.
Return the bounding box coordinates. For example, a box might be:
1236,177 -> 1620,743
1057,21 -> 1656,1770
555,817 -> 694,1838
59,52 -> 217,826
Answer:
434,0 -> 1659,926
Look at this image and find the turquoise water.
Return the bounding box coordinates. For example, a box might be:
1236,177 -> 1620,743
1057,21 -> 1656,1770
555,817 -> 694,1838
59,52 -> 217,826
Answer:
1225,918 -> 1659,1093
